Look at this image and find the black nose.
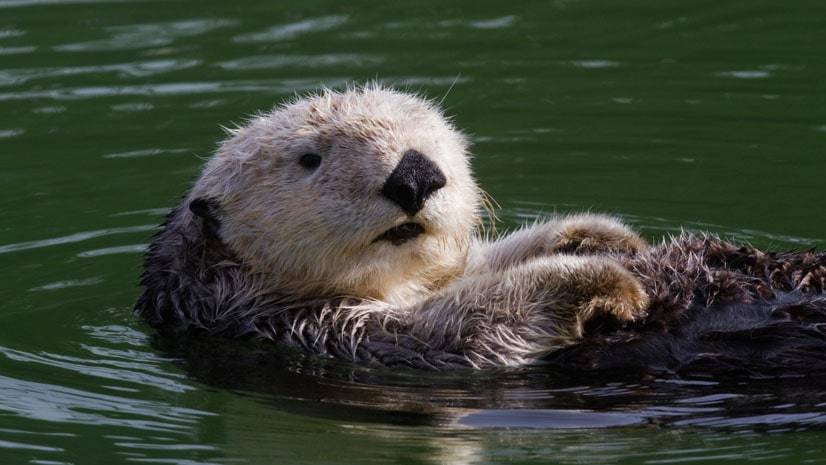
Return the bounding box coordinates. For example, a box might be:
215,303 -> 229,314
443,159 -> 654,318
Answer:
381,149 -> 447,216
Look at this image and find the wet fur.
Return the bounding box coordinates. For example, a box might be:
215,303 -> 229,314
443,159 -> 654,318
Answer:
138,205 -> 826,373
136,86 -> 826,374
138,205 -> 650,368
549,237 -> 826,377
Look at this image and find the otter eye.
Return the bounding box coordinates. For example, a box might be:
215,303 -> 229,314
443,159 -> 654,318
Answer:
298,153 -> 322,170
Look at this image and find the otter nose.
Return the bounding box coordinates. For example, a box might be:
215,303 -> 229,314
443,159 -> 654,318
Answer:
381,149 -> 447,216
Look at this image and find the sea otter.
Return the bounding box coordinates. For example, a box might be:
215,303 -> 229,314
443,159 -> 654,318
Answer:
136,85 -> 826,375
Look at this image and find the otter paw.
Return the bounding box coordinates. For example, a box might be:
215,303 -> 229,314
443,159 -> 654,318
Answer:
582,293 -> 648,324
579,264 -> 649,324
550,215 -> 648,256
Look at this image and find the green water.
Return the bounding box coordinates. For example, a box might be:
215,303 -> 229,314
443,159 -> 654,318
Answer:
2,1 -> 826,463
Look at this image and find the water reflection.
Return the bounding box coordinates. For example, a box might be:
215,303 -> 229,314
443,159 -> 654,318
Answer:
111,102 -> 154,112
0,225 -> 155,255
0,128 -> 23,138
28,277 -> 104,292
76,244 -> 147,257
0,373 -> 207,431
54,18 -> 237,52
0,344 -> 191,393
152,334 -> 826,432
0,0 -> 128,7
103,148 -> 190,159
0,28 -> 26,38
0,46 -> 36,55
456,409 -> 648,428
31,105 -> 67,113
232,15 -> 348,43
2,0 -> 826,463
217,53 -> 383,71
570,60 -> 621,69
0,79 -> 350,101
0,320 -> 218,462
110,208 -> 170,218
0,59 -> 201,87
716,70 -> 771,79
384,15 -> 516,30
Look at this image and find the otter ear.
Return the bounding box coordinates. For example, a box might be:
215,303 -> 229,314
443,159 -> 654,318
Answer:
189,197 -> 222,237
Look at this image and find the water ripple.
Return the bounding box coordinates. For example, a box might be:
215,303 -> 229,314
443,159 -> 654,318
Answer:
0,346 -> 192,393
675,412 -> 826,428
0,224 -> 156,255
0,0 -> 128,8
437,15 -> 517,29
111,102 -> 154,112
111,208 -> 171,218
114,442 -> 217,451
388,76 -> 471,87
54,18 -> 237,52
28,277 -> 104,292
0,78 -> 351,101
233,15 -> 348,43
570,59 -> 621,69
122,458 -> 224,464
80,345 -> 171,366
457,409 -> 648,428
217,53 -> 383,71
103,148 -> 190,159
0,439 -> 62,452
0,28 -> 25,38
77,244 -> 148,257
467,15 -> 516,29
0,374 -> 210,432
31,105 -> 66,113
83,325 -> 150,347
716,70 -> 771,79
0,46 -> 36,55
0,128 -> 24,138
0,59 -> 201,87
386,15 -> 517,30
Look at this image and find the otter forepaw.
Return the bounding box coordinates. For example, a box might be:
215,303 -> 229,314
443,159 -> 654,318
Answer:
582,291 -> 648,324
550,214 -> 648,256
579,263 -> 649,325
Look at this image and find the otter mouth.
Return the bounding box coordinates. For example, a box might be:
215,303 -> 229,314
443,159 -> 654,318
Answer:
375,222 -> 425,246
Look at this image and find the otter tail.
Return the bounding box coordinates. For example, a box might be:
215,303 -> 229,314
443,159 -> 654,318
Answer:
545,293 -> 826,378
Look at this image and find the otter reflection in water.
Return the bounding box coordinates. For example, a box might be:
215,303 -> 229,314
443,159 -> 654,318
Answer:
136,84 -> 826,376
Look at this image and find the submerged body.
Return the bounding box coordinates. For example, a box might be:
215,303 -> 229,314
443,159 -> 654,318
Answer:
558,237 -> 826,377
136,85 -> 826,374
138,207 -> 826,373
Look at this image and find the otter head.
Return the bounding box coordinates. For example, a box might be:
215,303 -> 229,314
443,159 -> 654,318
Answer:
187,85 -> 481,303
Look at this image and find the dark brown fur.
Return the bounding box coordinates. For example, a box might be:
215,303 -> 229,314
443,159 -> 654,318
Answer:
136,204 -> 826,375
136,205 -> 469,369
547,237 -> 826,377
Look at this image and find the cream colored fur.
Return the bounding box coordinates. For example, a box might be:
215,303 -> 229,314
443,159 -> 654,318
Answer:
189,84 -> 478,306
185,84 -> 650,367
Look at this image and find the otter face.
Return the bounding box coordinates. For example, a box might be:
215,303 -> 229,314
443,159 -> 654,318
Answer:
188,86 -> 481,302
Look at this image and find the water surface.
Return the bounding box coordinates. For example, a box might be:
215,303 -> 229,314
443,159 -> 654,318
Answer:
2,1 -> 826,464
